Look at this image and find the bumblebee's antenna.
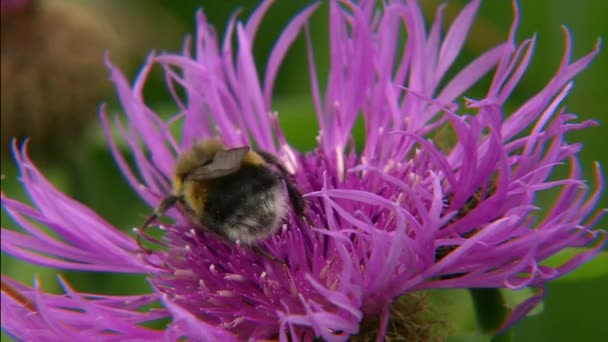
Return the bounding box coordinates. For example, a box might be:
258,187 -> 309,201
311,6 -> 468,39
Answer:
136,195 -> 180,253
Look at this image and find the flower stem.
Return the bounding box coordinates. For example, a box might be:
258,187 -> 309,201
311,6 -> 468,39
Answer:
469,288 -> 510,337
491,330 -> 514,342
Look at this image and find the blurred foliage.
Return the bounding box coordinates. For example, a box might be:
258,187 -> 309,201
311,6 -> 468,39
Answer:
1,0 -> 606,341
0,0 -> 190,159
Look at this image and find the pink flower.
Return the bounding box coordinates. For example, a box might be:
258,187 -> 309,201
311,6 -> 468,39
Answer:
2,1 -> 604,340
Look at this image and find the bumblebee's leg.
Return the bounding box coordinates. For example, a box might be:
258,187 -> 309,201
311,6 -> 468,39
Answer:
283,180 -> 306,217
248,244 -> 285,265
255,150 -> 290,174
136,195 -> 179,253
1,279 -> 36,313
255,150 -> 306,217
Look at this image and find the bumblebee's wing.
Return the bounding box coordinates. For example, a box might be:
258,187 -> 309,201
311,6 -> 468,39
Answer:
188,146 -> 249,180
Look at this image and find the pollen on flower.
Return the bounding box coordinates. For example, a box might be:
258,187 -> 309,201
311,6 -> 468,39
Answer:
408,172 -> 421,184
223,317 -> 245,329
224,274 -> 246,282
217,290 -> 234,298
383,159 -> 396,173
174,270 -> 197,280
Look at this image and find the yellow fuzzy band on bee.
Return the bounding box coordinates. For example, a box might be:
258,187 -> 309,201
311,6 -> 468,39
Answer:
243,150 -> 265,166
172,175 -> 183,195
198,139 -> 226,153
183,181 -> 208,216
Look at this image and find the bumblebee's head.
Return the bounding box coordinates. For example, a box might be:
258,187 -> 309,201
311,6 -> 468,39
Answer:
172,140 -> 226,194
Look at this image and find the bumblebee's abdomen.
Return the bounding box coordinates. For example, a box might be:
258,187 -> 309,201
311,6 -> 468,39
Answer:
201,164 -> 287,244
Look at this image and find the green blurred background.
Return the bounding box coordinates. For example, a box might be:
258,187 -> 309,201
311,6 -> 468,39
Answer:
1,1 -> 606,341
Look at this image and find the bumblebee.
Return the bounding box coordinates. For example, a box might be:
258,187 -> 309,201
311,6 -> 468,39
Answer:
139,140 -> 305,249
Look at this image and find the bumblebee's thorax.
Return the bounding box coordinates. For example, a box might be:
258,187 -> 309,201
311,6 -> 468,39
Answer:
186,164 -> 287,244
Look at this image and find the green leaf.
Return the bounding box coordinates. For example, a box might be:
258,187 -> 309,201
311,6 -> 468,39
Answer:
273,95 -> 319,151
542,249 -> 608,283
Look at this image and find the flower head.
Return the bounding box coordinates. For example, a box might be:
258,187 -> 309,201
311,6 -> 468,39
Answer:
2,0 -> 605,341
